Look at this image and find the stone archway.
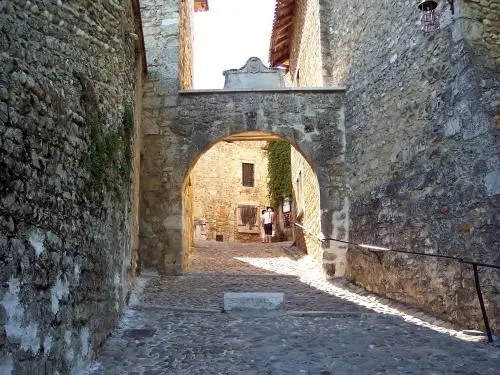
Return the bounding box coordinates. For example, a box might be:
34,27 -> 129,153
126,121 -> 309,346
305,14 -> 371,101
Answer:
185,131 -> 279,245
182,130 -> 322,267
140,87 -> 348,275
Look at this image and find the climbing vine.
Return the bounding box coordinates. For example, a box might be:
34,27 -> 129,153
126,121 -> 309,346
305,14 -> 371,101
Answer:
266,140 -> 291,209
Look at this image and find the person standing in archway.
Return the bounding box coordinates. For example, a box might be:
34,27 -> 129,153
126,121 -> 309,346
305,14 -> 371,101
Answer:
259,209 -> 266,243
263,206 -> 275,243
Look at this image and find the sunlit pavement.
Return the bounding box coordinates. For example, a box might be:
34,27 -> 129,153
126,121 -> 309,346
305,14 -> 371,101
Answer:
83,242 -> 500,375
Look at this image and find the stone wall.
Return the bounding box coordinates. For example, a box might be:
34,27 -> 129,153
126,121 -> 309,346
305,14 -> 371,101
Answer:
140,87 -> 347,275
319,0 -> 499,330
131,44 -> 145,278
182,175 -> 193,272
461,0 -> 500,70
0,0 -> 141,372
461,0 -> 500,193
140,0 -> 185,274
288,0 -> 322,86
179,0 -> 194,89
190,141 -> 270,243
290,148 -> 323,265
140,0 -> 180,94
285,0 -> 341,271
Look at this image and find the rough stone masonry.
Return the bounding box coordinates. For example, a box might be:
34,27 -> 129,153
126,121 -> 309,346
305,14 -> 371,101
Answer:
0,0 -> 499,373
0,0 -> 142,373
139,0 -> 499,333
140,87 -> 348,274
139,0 -> 499,331
318,0 -> 499,331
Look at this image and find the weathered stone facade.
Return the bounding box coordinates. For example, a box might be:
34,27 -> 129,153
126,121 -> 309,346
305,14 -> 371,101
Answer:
140,87 -> 346,274
179,0 -> 194,89
3,2 -> 498,372
317,0 -> 499,330
288,0 -> 323,86
290,148 -> 323,262
284,0 -> 340,270
0,0 -> 142,372
190,140 -> 270,243
461,0 -> 500,70
182,174 -> 193,272
140,0 -> 181,95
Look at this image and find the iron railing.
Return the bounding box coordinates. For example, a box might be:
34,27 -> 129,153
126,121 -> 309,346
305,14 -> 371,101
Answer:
292,222 -> 499,342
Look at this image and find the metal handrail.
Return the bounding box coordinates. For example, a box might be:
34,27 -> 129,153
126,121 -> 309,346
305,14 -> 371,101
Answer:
293,222 -> 324,242
292,221 -> 498,342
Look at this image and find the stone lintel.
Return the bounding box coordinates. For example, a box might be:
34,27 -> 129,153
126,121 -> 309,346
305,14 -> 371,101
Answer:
223,292 -> 285,312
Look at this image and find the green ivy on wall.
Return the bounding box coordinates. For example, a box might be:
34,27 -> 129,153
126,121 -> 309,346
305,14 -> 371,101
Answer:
266,140 -> 291,209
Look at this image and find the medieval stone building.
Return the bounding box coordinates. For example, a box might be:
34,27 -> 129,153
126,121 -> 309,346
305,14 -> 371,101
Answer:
0,0 -> 498,372
190,140 -> 270,243
271,0 -> 499,332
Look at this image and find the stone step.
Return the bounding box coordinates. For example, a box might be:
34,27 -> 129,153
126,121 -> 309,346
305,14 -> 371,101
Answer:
223,292 -> 284,312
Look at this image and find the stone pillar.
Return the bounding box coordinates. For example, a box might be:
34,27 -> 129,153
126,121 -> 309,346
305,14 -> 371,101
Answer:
317,102 -> 348,277
139,0 -> 188,274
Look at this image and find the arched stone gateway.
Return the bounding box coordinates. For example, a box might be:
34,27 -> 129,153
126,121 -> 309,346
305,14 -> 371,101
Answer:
140,87 -> 348,276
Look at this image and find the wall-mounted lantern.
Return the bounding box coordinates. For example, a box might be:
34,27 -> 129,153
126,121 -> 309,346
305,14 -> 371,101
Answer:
417,0 -> 455,33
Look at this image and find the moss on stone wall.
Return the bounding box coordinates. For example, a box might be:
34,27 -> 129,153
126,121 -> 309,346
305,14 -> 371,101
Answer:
0,0 -> 139,371
85,103 -> 133,200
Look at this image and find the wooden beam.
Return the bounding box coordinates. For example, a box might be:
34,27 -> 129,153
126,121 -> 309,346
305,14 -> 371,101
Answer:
272,36 -> 290,51
270,34 -> 289,51
278,1 -> 295,15
278,6 -> 294,19
272,57 -> 289,68
131,0 -> 147,74
224,135 -> 282,142
194,0 -> 209,12
274,20 -> 293,35
272,49 -> 290,62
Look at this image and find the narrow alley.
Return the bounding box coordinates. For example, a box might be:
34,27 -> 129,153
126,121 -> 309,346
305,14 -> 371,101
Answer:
83,242 -> 500,374
2,1 -> 499,373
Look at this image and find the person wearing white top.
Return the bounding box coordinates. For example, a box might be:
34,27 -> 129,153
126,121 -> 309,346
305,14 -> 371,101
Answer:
263,207 -> 275,243
259,209 -> 266,243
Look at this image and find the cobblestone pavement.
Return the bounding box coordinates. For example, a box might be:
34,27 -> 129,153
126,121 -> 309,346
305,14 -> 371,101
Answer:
83,242 -> 500,375
187,241 -> 298,274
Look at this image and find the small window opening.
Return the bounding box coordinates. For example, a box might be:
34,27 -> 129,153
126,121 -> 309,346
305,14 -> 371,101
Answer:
242,163 -> 254,187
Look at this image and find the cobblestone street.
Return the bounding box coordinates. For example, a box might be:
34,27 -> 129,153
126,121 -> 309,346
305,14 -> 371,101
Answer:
83,242 -> 500,374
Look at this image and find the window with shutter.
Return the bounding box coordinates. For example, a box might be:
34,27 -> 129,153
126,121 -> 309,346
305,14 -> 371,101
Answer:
242,163 -> 254,187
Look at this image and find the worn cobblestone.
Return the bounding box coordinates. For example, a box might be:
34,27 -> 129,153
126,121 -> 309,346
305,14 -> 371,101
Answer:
83,243 -> 500,374
188,241 -> 295,275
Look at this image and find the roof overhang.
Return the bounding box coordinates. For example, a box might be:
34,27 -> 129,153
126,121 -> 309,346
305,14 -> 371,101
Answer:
131,0 -> 147,74
194,0 -> 209,12
269,0 -> 295,70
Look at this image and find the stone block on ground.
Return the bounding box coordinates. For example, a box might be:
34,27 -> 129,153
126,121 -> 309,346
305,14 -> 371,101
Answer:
223,292 -> 284,312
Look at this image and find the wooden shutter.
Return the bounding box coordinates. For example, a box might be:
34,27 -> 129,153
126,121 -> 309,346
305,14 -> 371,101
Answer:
242,163 -> 254,187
